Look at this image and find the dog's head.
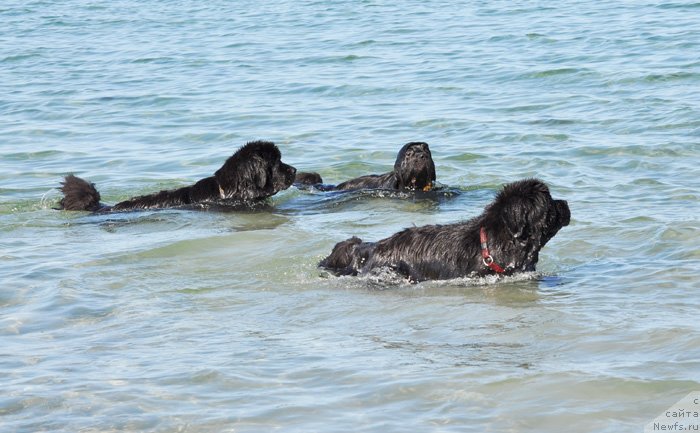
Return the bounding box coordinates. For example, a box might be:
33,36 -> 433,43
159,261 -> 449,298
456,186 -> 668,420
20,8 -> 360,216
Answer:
393,142 -> 436,191
486,179 -> 570,249
294,171 -> 323,185
215,140 -> 297,201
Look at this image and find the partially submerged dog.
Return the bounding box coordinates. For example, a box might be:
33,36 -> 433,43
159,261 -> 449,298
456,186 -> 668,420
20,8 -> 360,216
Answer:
319,179 -> 570,282
58,140 -> 297,212
295,142 -> 436,192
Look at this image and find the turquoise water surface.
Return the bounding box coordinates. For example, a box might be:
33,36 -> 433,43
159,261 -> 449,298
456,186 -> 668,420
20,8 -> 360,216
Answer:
1,1 -> 699,432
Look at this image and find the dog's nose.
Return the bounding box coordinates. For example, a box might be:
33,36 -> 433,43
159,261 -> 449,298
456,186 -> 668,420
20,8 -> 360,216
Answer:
557,200 -> 571,226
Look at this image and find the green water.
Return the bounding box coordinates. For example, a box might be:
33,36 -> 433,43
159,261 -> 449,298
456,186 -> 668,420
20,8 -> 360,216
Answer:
1,1 -> 699,432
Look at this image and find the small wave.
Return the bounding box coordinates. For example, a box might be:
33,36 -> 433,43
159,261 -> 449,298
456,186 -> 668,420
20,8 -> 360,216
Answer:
609,72 -> 700,86
526,68 -> 586,78
412,118 -> 473,129
2,150 -> 66,161
516,133 -> 570,142
503,103 -> 554,113
130,57 -> 176,64
429,271 -> 540,287
282,185 -> 462,214
443,152 -> 485,162
305,54 -> 371,64
1,53 -> 41,63
526,33 -> 557,43
284,82 -> 402,97
528,118 -> 578,126
353,39 -> 377,47
656,2 -> 700,9
322,265 -> 541,289
39,188 -> 61,210
643,72 -> 700,82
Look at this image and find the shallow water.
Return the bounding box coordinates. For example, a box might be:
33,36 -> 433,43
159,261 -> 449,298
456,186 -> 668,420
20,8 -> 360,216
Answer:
1,1 -> 699,432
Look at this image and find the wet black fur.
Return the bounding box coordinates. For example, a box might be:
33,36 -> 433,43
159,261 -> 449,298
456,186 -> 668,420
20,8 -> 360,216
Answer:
58,175 -> 102,212
58,140 -> 297,212
319,179 -> 571,282
294,142 -> 436,191
294,171 -> 324,186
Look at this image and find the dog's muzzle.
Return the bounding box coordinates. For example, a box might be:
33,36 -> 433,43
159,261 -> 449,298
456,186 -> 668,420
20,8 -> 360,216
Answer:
283,163 -> 297,185
556,200 -> 571,226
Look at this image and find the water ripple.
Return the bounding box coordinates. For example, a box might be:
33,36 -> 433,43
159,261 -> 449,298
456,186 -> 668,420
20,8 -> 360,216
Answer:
2,0 -> 700,432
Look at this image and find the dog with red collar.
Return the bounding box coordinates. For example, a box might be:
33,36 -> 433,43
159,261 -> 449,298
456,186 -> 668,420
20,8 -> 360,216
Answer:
319,179 -> 570,282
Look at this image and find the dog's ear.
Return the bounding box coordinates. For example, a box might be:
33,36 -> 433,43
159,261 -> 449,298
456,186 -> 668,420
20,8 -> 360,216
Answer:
251,156 -> 270,190
493,179 -> 551,240
393,143 -> 412,172
392,144 -> 409,188
500,198 -> 540,240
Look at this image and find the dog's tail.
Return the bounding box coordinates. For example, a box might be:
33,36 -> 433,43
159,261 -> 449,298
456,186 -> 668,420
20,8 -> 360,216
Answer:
58,174 -> 102,211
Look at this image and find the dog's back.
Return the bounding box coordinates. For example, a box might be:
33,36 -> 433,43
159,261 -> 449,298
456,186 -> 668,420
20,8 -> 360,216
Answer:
335,172 -> 397,191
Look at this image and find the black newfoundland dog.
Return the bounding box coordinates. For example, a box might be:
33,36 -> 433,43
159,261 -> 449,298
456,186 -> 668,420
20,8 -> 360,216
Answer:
58,140 -> 296,212
319,179 -> 570,282
295,142 -> 436,192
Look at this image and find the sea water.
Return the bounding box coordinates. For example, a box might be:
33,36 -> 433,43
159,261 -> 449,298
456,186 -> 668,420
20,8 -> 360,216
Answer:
1,1 -> 699,432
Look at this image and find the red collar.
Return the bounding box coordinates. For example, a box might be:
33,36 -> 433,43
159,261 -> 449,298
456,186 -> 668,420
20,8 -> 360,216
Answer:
480,227 -> 506,274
